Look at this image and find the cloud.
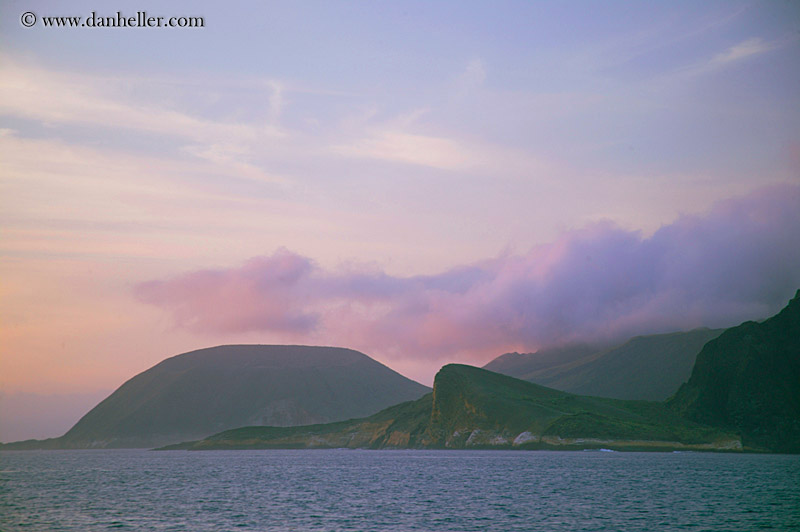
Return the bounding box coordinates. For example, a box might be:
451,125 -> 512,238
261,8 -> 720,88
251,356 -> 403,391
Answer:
710,37 -> 775,66
0,57 -> 287,185
459,58 -> 487,88
329,122 -> 549,175
331,130 -> 472,170
136,250 -> 319,334
135,184 -> 800,363
0,59 -> 282,142
0,132 -> 316,264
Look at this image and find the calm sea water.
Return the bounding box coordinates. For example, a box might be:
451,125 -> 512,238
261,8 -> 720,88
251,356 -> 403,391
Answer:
1,449 -> 798,531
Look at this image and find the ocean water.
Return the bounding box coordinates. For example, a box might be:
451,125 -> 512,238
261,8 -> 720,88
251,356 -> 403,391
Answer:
1,449 -> 798,531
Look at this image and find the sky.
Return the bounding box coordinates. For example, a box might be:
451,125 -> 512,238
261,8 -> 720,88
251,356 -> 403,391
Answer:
1,0 -> 799,441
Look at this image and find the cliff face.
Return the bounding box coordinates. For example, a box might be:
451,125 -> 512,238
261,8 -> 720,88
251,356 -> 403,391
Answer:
425,364 -> 735,449
669,291 -> 800,453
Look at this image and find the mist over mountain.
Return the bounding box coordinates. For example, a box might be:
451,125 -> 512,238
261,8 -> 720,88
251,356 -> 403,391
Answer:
2,345 -> 429,449
136,185 -> 800,367
483,344 -> 605,381
484,328 -> 725,400
164,292 -> 800,454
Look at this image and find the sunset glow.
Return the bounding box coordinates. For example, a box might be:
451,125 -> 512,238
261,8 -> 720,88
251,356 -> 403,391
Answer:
1,0 -> 799,441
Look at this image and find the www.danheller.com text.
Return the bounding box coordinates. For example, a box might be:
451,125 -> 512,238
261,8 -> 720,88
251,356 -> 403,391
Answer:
25,11 -> 205,28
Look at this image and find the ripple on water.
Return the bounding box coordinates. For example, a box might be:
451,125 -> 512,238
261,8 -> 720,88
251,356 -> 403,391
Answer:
0,449 -> 799,531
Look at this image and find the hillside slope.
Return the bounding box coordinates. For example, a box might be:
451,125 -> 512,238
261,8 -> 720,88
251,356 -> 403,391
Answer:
169,364 -> 738,452
483,344 -> 603,381
484,329 -> 724,400
3,345 -> 429,449
669,291 -> 800,453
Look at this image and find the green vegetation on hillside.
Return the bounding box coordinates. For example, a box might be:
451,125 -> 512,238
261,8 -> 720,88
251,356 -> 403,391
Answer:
165,364 -> 738,452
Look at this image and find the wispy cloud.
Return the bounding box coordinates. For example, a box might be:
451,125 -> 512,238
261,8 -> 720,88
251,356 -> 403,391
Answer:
674,36 -> 781,79
710,37 -> 776,66
0,59 -> 282,140
0,57 -> 288,185
459,58 -> 486,89
329,100 -> 551,174
331,130 -> 472,170
0,132 -> 324,262
136,184 -> 800,364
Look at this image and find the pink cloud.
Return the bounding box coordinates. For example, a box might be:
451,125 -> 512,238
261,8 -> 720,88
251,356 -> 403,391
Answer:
136,184 -> 800,363
136,250 -> 318,334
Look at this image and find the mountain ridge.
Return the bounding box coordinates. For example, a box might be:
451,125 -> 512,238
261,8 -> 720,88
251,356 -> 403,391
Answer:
162,291 -> 800,453
483,328 -> 725,400
165,363 -> 740,452
6,292 -> 797,453
1,345 -> 430,449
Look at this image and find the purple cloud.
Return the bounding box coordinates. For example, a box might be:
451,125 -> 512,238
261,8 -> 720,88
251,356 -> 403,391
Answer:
135,184 -> 800,363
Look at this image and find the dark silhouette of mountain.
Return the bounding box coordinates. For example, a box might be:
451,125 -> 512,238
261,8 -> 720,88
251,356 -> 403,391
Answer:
10,291 -> 798,453
1,345 -> 429,449
171,292 -> 798,453
484,329 -> 725,400
165,364 -> 738,452
669,291 -> 800,453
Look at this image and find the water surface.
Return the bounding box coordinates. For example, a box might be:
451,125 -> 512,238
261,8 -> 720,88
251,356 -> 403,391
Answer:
1,449 -> 798,531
